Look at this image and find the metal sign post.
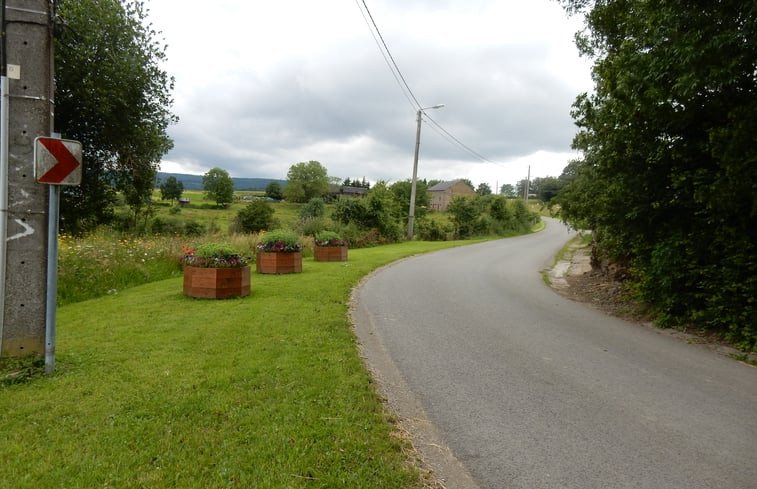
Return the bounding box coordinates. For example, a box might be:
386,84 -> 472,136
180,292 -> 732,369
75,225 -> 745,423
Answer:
34,136 -> 81,374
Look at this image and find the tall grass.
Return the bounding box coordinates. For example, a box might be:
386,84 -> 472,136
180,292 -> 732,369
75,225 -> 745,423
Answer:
57,232 -> 265,305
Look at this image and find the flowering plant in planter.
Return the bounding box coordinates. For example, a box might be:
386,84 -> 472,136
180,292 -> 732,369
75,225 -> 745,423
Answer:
255,229 -> 303,253
180,243 -> 250,268
314,230 -> 347,247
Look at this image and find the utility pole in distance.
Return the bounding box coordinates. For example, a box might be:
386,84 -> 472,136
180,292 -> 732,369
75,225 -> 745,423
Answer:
0,0 -> 54,357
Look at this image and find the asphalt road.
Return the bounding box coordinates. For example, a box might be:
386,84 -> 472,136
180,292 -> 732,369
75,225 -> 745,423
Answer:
353,219 -> 757,489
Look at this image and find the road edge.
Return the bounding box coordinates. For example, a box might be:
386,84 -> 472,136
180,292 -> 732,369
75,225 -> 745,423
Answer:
350,261 -> 481,489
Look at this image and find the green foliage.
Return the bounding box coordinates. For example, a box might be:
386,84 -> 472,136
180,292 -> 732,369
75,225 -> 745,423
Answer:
284,160 -> 330,203
232,199 -> 278,233
415,217 -> 452,241
300,197 -> 326,219
362,183 -> 403,243
530,176 -> 562,203
55,0 -> 176,235
294,217 -> 330,237
264,181 -> 283,200
557,0 -> 757,349
332,197 -> 366,225
500,183 -> 516,198
330,184 -> 403,244
202,167 -> 235,207
314,230 -> 346,247
159,176 -> 184,201
447,196 -> 478,238
476,182 -> 492,196
389,179 -> 429,220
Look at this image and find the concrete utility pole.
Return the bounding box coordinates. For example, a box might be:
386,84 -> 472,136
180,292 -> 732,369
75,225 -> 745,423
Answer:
407,104 -> 444,241
0,0 -> 54,357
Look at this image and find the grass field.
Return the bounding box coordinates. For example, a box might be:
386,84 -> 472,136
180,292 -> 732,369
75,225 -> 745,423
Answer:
151,190 -> 308,232
1,239 -> 493,488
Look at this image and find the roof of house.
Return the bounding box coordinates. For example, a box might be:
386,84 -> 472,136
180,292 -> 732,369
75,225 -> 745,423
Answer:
429,180 -> 464,192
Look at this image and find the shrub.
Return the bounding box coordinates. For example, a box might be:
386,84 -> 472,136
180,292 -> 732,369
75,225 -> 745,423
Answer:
234,199 -> 278,233
300,198 -> 326,219
416,218 -> 451,241
184,220 -> 206,236
295,216 -> 329,237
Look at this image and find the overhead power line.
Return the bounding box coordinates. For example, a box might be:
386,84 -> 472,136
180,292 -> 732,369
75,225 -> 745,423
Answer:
355,0 -> 504,167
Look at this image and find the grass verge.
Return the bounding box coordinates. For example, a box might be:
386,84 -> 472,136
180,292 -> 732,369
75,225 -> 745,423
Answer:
1,239 -> 484,488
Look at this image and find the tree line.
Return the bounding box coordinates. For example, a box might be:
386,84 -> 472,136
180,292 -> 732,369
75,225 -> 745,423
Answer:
554,0 -> 755,350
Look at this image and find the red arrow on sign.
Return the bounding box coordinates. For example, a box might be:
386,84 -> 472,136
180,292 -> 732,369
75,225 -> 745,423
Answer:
37,138 -> 81,184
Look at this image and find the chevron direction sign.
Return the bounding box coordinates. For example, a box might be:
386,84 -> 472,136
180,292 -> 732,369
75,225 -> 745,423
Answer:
34,137 -> 83,186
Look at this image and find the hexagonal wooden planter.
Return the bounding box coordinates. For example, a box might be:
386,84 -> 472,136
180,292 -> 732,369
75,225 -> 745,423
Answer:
313,245 -> 348,262
183,266 -> 250,299
256,251 -> 303,274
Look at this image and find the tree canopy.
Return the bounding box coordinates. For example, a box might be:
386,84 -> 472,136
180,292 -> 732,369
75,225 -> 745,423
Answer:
555,0 -> 757,349
203,168 -> 234,207
284,161 -> 330,203
159,176 -> 184,201
55,0 -> 176,233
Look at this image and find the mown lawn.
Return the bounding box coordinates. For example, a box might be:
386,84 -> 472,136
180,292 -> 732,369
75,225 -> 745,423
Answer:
1,240 -> 485,488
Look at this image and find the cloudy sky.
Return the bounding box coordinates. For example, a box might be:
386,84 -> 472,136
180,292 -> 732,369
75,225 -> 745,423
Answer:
147,0 -> 593,190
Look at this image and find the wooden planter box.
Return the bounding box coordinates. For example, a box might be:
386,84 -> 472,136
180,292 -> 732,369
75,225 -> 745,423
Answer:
183,266 -> 250,299
314,245 -> 348,262
256,251 -> 303,274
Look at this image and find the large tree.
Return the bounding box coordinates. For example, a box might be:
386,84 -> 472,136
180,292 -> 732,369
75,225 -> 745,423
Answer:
55,0 -> 176,234
283,161 -> 330,203
203,167 -> 234,207
159,176 -> 184,202
555,0 -> 757,349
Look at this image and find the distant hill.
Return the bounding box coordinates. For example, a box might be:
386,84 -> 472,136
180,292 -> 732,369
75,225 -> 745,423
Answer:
157,172 -> 286,191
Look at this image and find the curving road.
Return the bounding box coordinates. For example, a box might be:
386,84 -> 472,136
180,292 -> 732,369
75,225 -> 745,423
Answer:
353,219 -> 757,489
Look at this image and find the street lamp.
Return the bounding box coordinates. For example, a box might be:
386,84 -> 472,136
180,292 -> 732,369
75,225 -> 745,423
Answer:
407,104 -> 444,240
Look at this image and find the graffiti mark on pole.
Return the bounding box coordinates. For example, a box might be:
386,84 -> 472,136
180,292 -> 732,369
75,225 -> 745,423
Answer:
7,219 -> 34,241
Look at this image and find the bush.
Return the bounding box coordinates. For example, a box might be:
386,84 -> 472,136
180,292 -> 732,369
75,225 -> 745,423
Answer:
295,216 -> 329,237
150,216 -> 185,235
300,198 -> 326,219
234,199 -> 278,233
184,220 -> 206,236
416,218 -> 451,241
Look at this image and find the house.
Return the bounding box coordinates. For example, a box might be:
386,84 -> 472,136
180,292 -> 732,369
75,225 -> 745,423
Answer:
178,197 -> 191,207
328,185 -> 368,200
428,180 -> 476,211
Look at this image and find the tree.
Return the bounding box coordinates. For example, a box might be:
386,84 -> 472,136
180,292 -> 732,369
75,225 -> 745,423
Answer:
55,0 -> 176,234
515,179 -> 530,198
446,196 -> 478,239
284,161 -> 330,203
265,181 -> 283,201
500,184 -> 516,198
203,167 -> 234,207
460,179 -> 475,191
233,200 -> 278,233
159,176 -> 184,201
476,183 -> 492,196
556,0 -> 757,349
530,176 -> 561,203
389,179 -> 429,220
